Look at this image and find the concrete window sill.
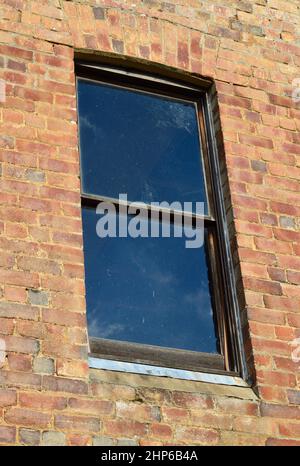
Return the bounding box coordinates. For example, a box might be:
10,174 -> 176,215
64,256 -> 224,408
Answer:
89,358 -> 257,400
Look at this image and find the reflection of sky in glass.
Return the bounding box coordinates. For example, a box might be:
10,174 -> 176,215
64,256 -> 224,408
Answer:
77,79 -> 208,214
82,207 -> 218,353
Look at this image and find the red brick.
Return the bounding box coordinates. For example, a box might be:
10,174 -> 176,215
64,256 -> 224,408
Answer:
0,317 -> 14,335
4,285 -> 27,303
247,307 -> 285,325
69,398 -> 114,416
0,45 -> 33,60
19,392 -> 67,410
5,408 -> 51,429
172,392 -> 213,409
175,426 -> 219,444
68,434 -> 91,446
243,277 -> 282,296
252,338 -> 291,356
219,94 -> 251,110
3,335 -> 39,354
259,386 -> 288,403
16,320 -> 44,339
264,295 -> 300,312
56,359 -> 88,378
256,370 -> 296,388
239,134 -> 274,149
0,371 -> 41,389
266,438 -> 300,446
161,407 -> 189,423
0,389 -> 17,407
104,420 -> 147,437
287,270 -> 300,285
55,414 -> 100,433
0,426 -> 16,444
42,376 -> 88,395
149,423 -> 173,439
42,309 -> 85,327
260,403 -> 300,420
7,354 -> 32,372
216,398 -> 258,416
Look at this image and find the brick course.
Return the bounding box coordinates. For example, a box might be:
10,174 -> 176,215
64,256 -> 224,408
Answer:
0,0 -> 299,445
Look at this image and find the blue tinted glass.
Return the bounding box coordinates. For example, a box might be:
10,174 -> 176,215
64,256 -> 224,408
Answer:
82,206 -> 218,353
77,79 -> 208,214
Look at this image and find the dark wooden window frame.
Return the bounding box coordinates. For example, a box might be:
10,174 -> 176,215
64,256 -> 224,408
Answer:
76,59 -> 249,381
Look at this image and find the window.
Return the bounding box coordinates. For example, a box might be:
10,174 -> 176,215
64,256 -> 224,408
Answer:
76,61 -> 247,378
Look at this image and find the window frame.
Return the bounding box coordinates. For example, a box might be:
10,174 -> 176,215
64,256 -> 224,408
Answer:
76,60 -> 249,381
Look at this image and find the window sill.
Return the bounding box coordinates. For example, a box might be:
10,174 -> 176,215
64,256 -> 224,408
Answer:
88,357 -> 255,398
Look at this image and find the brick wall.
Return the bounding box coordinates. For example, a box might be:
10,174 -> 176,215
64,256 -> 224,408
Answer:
0,0 -> 299,446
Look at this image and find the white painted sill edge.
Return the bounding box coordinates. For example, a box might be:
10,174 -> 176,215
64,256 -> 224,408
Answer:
88,357 -> 249,387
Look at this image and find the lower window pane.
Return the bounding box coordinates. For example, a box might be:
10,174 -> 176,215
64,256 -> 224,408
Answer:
82,205 -> 218,354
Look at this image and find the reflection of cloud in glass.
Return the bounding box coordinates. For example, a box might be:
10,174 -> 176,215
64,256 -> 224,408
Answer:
153,101 -> 196,134
131,249 -> 177,287
79,115 -> 96,133
148,269 -> 175,285
184,288 -> 214,320
79,115 -> 106,145
142,181 -> 155,202
89,312 -> 126,339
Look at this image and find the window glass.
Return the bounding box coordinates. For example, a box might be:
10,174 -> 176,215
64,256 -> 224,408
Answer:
78,79 -> 209,215
82,206 -> 218,353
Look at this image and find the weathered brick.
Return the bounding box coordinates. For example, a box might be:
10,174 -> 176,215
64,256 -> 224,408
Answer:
251,160 -> 267,173
175,426 -> 219,445
117,438 -> 139,446
55,414 -> 100,433
172,392 -> 213,409
41,431 -> 66,446
116,401 -> 159,422
4,286 -> 27,303
19,392 -> 67,410
0,317 -> 14,335
0,389 -> 17,407
260,403 -> 300,419
19,428 -> 40,446
3,335 -> 39,354
266,438 -> 300,446
0,426 -> 16,444
28,289 -> 49,306
287,390 -> 300,405
25,169 -> 45,183
7,353 -> 32,372
93,7 -> 105,20
42,376 -> 88,395
33,357 -> 54,374
5,408 -> 51,429
216,398 -> 258,416
103,420 -> 147,437
149,423 -> 173,439
68,434 -> 91,446
93,436 -> 114,446
69,398 -> 113,416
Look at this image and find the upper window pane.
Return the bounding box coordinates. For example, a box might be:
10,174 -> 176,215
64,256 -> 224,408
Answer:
77,78 -> 209,215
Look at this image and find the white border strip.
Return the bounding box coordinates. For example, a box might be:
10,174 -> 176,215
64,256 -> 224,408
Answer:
88,357 -> 249,387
